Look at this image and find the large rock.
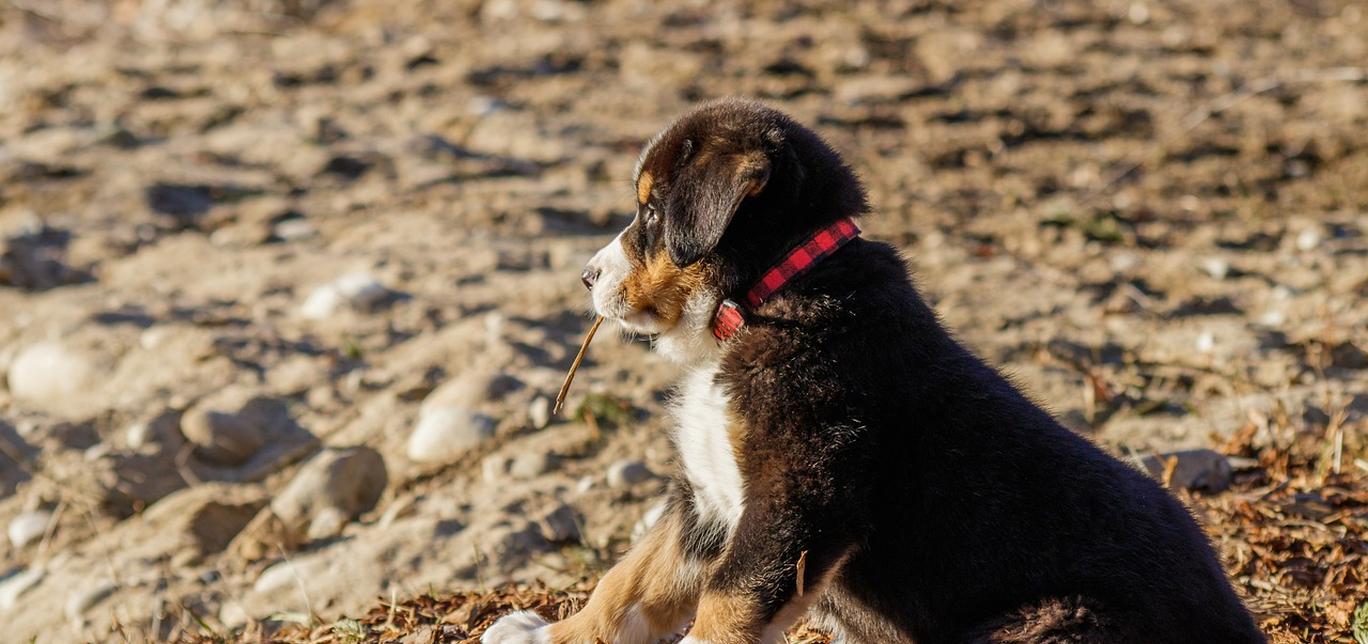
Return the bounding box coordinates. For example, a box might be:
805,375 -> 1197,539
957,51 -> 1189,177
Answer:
0,421 -> 34,498
271,446 -> 388,540
0,226 -> 89,290
1135,449 -> 1233,492
181,392 -> 296,466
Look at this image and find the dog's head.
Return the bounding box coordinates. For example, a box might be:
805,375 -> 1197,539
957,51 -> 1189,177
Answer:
582,99 -> 867,358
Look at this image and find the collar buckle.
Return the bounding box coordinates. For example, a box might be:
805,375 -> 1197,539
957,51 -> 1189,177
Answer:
712,299 -> 746,341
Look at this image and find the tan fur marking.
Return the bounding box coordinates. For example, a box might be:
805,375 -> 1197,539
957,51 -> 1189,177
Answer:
547,511 -> 701,643
622,249 -> 709,326
637,171 -> 654,205
689,593 -> 763,644
726,409 -> 749,474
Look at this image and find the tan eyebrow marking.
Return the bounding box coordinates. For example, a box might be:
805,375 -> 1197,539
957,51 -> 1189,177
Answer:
637,171 -> 654,205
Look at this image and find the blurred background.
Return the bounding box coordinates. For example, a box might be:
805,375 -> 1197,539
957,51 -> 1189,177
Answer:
0,0 -> 1364,641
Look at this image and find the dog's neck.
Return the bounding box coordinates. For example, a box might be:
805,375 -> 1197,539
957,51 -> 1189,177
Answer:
654,287 -> 726,365
655,217 -> 861,366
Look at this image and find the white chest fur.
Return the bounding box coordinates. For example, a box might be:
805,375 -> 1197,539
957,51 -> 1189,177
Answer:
672,365 -> 746,531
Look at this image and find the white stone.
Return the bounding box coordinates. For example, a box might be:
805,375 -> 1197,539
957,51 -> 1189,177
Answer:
139,327 -> 173,351
251,557 -> 326,595
125,421 -> 153,449
528,396 -> 551,430
0,567 -> 44,611
300,284 -> 345,320
482,455 -> 511,483
406,407 -> 496,463
332,273 -> 390,310
219,602 -> 250,628
7,342 -> 92,405
575,476 -> 596,494
1200,257 -> 1229,280
301,272 -> 390,319
274,219 -> 316,241
1196,331 -> 1215,353
1296,228 -> 1320,251
7,510 -> 51,549
66,580 -> 118,624
306,506 -> 349,540
253,561 -> 298,594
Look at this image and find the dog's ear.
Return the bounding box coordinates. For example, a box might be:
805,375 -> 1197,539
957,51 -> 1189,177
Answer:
664,150 -> 770,267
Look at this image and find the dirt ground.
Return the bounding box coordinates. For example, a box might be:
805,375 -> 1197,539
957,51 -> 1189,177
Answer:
0,0 -> 1364,642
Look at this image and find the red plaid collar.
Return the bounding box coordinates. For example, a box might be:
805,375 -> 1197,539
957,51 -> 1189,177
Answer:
712,217 -> 861,341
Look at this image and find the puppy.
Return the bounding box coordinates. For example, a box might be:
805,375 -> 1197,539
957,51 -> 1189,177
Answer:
484,99 -> 1264,643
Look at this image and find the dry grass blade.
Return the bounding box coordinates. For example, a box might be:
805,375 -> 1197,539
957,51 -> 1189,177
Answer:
554,315 -> 604,416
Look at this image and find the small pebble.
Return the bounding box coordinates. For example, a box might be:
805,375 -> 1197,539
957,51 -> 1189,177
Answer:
537,504 -> 581,543
509,452 -> 558,479
482,455 -> 512,483
1296,228 -> 1320,251
66,580 -> 119,624
0,567 -> 45,611
1195,331 -> 1215,353
528,396 -> 551,429
606,459 -> 653,488
575,476 -> 596,494
1199,257 -> 1229,280
301,272 -> 392,319
7,510 -> 52,549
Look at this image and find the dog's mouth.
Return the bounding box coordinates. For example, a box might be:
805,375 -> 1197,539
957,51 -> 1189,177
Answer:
609,306 -> 669,337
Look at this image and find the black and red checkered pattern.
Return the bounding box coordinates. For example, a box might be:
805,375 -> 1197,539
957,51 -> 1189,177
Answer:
711,217 -> 861,341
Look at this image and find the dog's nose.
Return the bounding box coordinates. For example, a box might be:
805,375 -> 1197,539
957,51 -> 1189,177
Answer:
581,265 -> 601,290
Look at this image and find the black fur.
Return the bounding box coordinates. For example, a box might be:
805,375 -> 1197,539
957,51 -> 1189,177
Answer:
639,100 -> 1264,643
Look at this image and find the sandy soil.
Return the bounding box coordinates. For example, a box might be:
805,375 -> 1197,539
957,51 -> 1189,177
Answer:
0,0 -> 1364,641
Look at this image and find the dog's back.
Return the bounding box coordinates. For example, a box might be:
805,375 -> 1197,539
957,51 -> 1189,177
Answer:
767,238 -> 1263,643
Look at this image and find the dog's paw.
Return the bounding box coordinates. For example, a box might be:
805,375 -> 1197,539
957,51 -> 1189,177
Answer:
481,610 -> 552,644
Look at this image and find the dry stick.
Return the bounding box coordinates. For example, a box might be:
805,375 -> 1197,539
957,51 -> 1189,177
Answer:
554,315 -> 605,416
33,498 -> 67,564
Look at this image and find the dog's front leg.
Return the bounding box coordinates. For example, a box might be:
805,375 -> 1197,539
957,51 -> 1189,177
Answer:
483,504 -> 704,644
681,496 -> 854,644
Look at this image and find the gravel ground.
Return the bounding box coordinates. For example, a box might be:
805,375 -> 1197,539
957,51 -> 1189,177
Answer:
0,0 -> 1364,641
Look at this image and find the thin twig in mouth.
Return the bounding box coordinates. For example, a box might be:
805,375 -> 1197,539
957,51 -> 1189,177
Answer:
554,315 -> 605,416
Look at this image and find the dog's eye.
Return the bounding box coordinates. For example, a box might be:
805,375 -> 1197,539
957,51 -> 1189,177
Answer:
645,204 -> 659,226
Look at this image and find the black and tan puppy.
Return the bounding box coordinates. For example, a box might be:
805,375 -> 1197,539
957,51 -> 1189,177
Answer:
484,99 -> 1263,644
